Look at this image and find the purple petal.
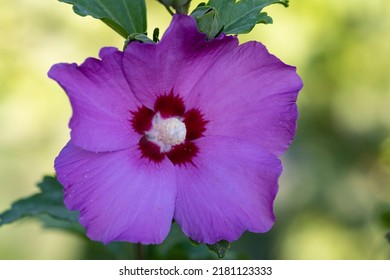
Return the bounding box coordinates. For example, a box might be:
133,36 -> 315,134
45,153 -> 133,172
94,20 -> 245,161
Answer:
183,42 -> 303,156
123,15 -> 237,108
174,136 -> 282,244
55,142 -> 176,244
48,47 -> 140,152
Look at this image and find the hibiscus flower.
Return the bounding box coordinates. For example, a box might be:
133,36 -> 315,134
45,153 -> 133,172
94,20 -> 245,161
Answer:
49,15 -> 303,244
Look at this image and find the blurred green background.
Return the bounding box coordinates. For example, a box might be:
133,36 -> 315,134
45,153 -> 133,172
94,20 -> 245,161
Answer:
1,0 -> 390,259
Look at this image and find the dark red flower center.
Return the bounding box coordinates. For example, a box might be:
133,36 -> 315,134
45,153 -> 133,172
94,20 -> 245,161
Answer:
131,92 -> 208,165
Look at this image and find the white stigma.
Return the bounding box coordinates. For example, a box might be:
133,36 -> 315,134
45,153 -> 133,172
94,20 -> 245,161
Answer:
146,114 -> 187,152
156,118 -> 186,145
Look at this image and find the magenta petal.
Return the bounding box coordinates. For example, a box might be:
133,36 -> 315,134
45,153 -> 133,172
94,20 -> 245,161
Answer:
174,136 -> 282,244
183,42 -> 303,156
55,142 -> 176,244
123,15 -> 237,108
48,47 -> 140,152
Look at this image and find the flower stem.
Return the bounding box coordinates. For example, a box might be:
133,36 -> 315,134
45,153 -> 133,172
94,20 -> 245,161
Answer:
135,243 -> 144,260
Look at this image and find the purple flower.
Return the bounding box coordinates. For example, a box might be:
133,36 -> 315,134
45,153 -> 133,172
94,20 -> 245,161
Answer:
49,15 -> 303,245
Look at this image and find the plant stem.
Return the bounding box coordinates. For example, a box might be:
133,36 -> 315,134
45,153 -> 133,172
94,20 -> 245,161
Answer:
135,243 -> 144,260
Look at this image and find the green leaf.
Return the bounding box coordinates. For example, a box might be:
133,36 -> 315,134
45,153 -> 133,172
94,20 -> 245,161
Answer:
193,0 -> 289,38
188,238 -> 201,247
123,33 -> 155,50
58,0 -> 147,38
206,240 -> 230,258
191,6 -> 223,39
0,176 -> 83,235
257,12 -> 273,24
38,214 -> 85,235
127,33 -> 155,44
